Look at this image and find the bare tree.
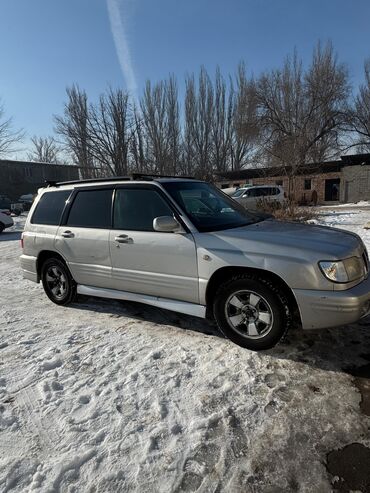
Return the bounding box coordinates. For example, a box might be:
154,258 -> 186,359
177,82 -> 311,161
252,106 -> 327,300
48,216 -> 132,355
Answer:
165,75 -> 181,175
88,88 -> 133,176
27,136 -> 61,163
0,101 -> 24,157
211,67 -> 233,174
130,105 -> 148,173
230,63 -> 260,170
348,60 -> 370,151
184,68 -> 214,179
54,85 -> 96,178
255,42 -> 349,191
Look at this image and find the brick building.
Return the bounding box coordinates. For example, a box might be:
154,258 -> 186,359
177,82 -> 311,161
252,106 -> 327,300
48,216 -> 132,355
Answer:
215,154 -> 370,205
0,159 -> 80,200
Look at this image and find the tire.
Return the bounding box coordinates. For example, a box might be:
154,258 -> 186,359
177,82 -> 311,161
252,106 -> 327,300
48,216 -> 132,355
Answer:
0,223 -> 4,234
41,257 -> 76,305
213,275 -> 290,350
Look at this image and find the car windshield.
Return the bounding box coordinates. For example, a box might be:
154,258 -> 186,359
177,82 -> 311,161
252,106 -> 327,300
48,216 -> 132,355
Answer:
162,181 -> 266,232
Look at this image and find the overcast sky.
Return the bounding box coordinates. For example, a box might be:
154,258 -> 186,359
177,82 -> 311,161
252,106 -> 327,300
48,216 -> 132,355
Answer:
1,0 -> 370,148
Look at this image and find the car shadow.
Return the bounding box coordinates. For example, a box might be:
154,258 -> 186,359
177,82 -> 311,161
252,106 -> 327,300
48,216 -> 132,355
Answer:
264,317 -> 370,374
73,295 -> 221,338
72,295 -> 370,374
0,231 -> 22,242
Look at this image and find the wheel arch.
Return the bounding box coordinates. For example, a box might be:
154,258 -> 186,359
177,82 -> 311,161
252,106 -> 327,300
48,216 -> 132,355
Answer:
205,266 -> 301,325
36,250 -> 69,279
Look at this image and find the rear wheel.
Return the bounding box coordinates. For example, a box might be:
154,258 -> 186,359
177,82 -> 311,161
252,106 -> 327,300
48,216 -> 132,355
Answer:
213,275 -> 290,350
41,258 -> 76,305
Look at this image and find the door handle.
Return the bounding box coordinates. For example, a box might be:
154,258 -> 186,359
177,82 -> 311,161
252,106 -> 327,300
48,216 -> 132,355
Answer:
114,234 -> 133,244
61,230 -> 74,238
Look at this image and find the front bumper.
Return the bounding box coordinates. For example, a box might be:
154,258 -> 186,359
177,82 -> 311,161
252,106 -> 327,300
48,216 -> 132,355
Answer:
293,275 -> 370,330
20,254 -> 38,283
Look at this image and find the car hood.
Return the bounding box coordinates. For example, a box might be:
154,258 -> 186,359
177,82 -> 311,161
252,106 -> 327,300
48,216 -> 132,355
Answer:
201,219 -> 363,260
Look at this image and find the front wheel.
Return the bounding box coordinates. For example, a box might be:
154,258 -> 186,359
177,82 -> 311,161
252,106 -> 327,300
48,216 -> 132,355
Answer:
41,258 -> 76,305
213,275 -> 290,350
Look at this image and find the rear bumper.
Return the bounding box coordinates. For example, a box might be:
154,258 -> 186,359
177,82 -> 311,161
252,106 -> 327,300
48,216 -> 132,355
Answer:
293,275 -> 370,330
20,254 -> 38,283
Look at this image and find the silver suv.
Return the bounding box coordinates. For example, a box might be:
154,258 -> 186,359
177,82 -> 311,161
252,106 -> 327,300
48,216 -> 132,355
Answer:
20,177 -> 370,350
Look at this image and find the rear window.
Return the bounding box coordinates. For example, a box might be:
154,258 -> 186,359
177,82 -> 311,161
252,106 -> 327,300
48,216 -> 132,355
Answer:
66,189 -> 113,229
31,190 -> 71,225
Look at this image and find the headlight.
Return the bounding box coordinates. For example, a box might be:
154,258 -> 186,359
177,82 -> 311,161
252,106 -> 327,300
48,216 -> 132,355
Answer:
319,257 -> 364,283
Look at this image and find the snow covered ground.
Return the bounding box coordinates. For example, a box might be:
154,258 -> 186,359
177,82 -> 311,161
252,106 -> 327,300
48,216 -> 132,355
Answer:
1,208 -> 370,492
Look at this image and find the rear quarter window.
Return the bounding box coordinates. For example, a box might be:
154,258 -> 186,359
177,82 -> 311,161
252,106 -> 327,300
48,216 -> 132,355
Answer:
31,190 -> 71,225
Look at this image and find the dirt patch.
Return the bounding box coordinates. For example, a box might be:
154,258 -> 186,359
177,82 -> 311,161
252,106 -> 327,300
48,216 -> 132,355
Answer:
327,443 -> 370,492
345,355 -> 370,416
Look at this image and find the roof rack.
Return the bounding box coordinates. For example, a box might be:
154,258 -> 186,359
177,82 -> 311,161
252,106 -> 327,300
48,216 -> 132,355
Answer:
46,176 -> 131,187
46,174 -> 196,187
130,173 -> 196,180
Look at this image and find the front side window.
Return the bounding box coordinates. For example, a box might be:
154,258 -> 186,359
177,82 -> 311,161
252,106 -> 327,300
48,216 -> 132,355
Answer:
114,188 -> 174,231
163,182 -> 264,232
67,189 -> 112,228
232,188 -> 247,198
31,190 -> 71,225
249,188 -> 260,197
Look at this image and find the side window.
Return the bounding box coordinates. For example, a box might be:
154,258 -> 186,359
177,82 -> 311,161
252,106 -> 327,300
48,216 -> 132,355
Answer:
31,190 -> 71,225
114,189 -> 174,231
255,188 -> 264,197
67,189 -> 113,228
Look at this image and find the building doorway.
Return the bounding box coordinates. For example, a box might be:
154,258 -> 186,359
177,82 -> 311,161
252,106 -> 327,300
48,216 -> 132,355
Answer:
325,178 -> 340,201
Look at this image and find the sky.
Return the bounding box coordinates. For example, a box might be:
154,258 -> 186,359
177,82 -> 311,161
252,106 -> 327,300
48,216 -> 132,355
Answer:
0,0 -> 370,155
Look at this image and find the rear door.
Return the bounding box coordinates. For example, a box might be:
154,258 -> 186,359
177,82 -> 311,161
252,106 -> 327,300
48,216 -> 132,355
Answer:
55,187 -> 113,289
109,185 -> 199,303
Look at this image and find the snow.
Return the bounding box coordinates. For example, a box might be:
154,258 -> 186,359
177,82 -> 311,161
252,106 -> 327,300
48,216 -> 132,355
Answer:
1,210 -> 370,492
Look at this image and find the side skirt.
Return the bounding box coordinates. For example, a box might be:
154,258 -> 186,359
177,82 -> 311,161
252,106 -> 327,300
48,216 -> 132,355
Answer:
77,284 -> 206,319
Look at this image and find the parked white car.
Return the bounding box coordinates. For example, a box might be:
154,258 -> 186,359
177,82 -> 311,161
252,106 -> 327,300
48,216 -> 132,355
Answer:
232,185 -> 285,209
0,210 -> 14,233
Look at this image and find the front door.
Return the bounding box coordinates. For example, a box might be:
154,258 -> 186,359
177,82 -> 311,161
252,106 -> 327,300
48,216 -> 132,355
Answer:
109,186 -> 199,304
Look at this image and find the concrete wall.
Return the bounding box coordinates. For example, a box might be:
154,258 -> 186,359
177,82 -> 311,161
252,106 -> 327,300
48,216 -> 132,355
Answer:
341,165 -> 370,203
0,161 -> 79,200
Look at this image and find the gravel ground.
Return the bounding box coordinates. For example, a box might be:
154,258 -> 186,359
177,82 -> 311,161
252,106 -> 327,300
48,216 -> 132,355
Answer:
0,211 -> 370,492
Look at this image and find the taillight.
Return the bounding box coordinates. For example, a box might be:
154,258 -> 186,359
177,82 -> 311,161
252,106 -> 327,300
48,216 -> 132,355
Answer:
20,233 -> 24,249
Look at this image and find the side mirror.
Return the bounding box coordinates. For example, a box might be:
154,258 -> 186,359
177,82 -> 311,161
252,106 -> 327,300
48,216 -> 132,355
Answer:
153,216 -> 182,233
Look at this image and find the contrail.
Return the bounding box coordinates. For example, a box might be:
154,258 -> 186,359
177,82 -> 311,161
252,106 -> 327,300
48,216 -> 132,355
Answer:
107,0 -> 138,102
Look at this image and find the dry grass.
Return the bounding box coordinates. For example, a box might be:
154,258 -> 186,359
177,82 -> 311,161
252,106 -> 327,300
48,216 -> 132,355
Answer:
255,198 -> 317,222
